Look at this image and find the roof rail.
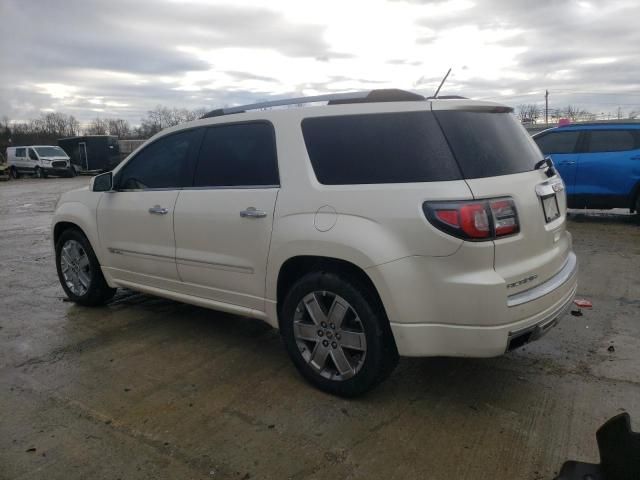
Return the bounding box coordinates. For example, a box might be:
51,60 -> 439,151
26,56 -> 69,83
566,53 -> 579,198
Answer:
201,89 -> 425,118
558,120 -> 640,127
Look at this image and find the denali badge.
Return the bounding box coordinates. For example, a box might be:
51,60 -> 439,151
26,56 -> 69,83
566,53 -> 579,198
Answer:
507,275 -> 538,289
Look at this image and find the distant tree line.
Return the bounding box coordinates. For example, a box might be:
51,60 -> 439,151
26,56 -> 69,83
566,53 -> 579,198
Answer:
0,105 -> 208,150
517,104 -> 640,124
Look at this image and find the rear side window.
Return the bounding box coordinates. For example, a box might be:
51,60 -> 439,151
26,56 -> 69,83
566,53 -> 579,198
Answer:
118,129 -> 197,190
193,122 -> 278,187
16,148 -> 25,157
535,131 -> 580,154
588,130 -> 638,153
302,111 -> 460,185
435,111 -> 543,179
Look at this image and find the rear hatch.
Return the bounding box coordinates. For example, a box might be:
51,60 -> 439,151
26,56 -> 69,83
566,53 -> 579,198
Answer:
431,101 -> 572,296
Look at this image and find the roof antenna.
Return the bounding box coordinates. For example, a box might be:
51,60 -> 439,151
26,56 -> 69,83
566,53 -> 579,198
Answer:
432,68 -> 452,98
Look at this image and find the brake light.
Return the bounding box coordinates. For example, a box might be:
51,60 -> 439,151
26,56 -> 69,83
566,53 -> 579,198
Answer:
424,198 -> 519,241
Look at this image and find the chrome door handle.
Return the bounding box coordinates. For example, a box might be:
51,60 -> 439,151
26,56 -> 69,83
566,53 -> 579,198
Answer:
240,207 -> 267,218
148,205 -> 169,215
557,161 -> 576,165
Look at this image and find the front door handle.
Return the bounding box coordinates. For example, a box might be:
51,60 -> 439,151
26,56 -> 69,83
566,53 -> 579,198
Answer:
557,160 -> 576,166
630,155 -> 640,160
148,205 -> 169,215
240,207 -> 267,218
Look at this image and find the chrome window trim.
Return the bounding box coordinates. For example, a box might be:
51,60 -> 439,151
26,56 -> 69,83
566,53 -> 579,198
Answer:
115,184 -> 280,192
507,252 -> 577,307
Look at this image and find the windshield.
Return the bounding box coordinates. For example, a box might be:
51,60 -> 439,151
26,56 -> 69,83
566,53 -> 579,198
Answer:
35,146 -> 68,157
434,111 -> 544,179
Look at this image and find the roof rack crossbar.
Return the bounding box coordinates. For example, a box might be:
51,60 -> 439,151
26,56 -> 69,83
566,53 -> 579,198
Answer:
201,89 -> 425,118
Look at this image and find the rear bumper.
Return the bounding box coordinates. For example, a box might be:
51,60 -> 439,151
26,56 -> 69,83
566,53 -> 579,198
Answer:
367,246 -> 578,357
389,279 -> 576,357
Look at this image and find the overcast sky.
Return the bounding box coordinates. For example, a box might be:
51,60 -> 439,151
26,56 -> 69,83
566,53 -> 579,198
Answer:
1,0 -> 639,125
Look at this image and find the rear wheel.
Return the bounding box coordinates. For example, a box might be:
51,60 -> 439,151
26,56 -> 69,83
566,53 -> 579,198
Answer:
55,229 -> 116,306
10,166 -> 20,179
280,271 -> 398,397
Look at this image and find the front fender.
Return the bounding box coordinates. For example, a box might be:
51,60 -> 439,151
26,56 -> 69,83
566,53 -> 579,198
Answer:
52,200 -> 101,262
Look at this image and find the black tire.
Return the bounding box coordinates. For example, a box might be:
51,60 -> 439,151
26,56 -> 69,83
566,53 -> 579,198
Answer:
55,228 -> 116,306
10,166 -> 20,179
280,271 -> 398,397
67,166 -> 77,177
34,167 -> 44,178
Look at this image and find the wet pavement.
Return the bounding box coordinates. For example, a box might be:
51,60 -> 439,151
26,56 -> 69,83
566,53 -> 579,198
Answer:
1,177 -> 639,480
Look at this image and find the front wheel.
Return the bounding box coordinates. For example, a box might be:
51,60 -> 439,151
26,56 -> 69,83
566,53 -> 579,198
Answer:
34,167 -> 46,178
55,229 -> 116,306
280,271 -> 398,397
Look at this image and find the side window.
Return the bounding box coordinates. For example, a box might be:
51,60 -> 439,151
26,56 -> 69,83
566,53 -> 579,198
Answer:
534,131 -> 580,155
28,148 -> 38,160
302,111 -> 460,185
16,148 -> 26,158
588,130 -> 637,153
193,122 -> 278,187
117,129 -> 197,190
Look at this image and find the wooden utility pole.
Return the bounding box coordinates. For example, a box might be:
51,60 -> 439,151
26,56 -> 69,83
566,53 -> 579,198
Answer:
545,89 -> 549,126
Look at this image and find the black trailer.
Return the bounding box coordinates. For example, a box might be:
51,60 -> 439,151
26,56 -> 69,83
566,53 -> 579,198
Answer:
57,135 -> 121,174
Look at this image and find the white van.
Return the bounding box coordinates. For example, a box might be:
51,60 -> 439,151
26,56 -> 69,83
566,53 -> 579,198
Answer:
6,145 -> 71,178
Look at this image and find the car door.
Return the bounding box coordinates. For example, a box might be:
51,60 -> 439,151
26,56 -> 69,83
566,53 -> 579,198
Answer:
97,128 -> 200,291
173,121 -> 279,311
28,148 -> 39,170
574,128 -> 640,207
534,129 -> 583,195
14,148 -> 26,170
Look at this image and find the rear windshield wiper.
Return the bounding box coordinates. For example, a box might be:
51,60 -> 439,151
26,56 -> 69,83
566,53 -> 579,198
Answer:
534,156 -> 556,178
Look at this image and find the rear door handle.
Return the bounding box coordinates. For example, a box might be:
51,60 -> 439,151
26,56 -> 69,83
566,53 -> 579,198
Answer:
557,161 -> 576,165
240,207 -> 267,218
148,205 -> 169,215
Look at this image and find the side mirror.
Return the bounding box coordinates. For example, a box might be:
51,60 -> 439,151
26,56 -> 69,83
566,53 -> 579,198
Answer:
93,171 -> 113,192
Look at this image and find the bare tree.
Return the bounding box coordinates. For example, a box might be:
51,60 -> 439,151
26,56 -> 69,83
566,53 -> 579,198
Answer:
107,119 -> 131,138
516,104 -> 541,124
629,109 -> 640,120
85,117 -> 109,135
561,105 -> 594,122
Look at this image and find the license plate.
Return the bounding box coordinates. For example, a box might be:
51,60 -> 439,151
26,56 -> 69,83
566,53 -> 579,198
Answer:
542,194 -> 560,222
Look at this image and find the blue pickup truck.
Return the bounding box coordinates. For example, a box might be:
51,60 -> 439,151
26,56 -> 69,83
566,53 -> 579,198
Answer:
533,123 -> 640,213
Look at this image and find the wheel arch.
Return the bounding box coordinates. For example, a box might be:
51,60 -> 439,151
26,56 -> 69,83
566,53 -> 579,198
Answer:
276,255 -> 390,330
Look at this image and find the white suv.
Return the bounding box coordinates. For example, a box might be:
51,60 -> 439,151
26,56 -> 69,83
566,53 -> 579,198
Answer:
52,89 -> 578,396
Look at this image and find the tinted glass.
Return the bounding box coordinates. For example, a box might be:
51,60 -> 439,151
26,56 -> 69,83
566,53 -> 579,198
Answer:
435,111 -> 543,179
535,131 -> 580,154
16,148 -> 25,157
302,111 -> 460,185
194,122 -> 278,187
28,148 -> 38,160
588,130 -> 637,153
118,129 -> 196,190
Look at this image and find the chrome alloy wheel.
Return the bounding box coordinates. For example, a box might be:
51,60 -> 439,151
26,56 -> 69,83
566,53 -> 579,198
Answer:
60,239 -> 92,296
293,291 -> 367,381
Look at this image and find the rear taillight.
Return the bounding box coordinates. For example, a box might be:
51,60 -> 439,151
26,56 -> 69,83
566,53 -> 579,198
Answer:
424,198 -> 519,241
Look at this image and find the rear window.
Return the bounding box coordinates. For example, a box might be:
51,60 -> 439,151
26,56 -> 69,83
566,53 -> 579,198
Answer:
302,111 -> 461,185
434,111 -> 543,179
588,130 -> 639,153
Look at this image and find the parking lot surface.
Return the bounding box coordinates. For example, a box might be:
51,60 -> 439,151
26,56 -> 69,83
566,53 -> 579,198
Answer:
1,177 -> 639,480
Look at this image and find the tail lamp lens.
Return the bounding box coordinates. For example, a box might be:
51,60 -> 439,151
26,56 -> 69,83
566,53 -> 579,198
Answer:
424,198 -> 519,241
